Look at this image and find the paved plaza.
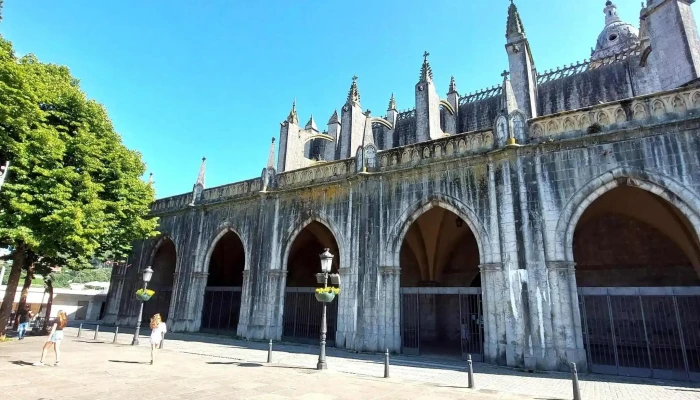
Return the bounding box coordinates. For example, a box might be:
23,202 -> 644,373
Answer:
1,327 -> 700,400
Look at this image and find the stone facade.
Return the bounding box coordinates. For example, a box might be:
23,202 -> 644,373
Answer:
105,1 -> 700,373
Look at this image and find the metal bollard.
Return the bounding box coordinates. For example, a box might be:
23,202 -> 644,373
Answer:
94,325 -> 99,340
267,340 -> 273,363
113,326 -> 119,343
384,349 -> 390,378
77,323 -> 83,338
570,362 -> 581,400
467,354 -> 475,389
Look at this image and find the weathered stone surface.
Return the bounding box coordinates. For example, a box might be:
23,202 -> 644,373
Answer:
105,1 -> 700,374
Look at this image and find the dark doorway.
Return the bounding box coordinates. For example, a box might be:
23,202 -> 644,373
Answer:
282,221 -> 340,345
399,206 -> 483,360
200,231 -> 245,335
575,185 -> 700,382
143,238 -> 176,323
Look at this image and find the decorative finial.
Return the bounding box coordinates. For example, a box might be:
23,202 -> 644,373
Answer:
501,70 -> 510,79
195,157 -> 206,188
286,99 -> 298,124
328,110 -> 340,124
347,76 -> 361,104
506,0 -> 526,38
305,114 -> 319,131
147,172 -> 154,185
267,137 -> 276,168
448,76 -> 458,94
419,51 -> 434,82
388,93 -> 396,110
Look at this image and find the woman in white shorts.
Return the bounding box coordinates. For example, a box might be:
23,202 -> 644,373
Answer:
34,310 -> 68,366
149,313 -> 167,365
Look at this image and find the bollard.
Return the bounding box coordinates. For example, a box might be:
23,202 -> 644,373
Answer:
113,326 -> 119,343
570,362 -> 581,400
384,349 -> 390,378
94,325 -> 100,340
267,340 -> 273,363
467,354 -> 475,389
77,323 -> 83,338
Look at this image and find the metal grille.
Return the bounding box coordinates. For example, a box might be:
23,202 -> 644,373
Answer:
579,287 -> 700,382
200,287 -> 242,334
401,287 -> 483,360
143,288 -> 172,323
282,288 -> 338,345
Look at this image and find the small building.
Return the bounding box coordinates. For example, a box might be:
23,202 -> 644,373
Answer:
0,285 -> 108,322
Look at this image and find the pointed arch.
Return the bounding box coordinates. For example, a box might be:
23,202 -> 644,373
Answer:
200,222 -> 249,272
553,167 -> 700,262
280,213 -> 347,274
148,234 -> 177,267
388,194 -> 492,267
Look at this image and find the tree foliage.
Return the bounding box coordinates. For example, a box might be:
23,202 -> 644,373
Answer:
0,36 -> 158,335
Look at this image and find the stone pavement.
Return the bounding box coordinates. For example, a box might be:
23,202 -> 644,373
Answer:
4,326 -> 700,400
2,333 -> 530,400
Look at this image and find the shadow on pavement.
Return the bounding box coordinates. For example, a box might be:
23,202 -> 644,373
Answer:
10,361 -> 34,366
108,360 -> 146,364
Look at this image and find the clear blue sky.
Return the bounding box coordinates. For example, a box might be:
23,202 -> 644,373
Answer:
3,1 -> 696,198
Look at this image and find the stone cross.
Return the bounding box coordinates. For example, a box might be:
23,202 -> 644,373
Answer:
423,51 -> 430,61
501,70 -> 510,78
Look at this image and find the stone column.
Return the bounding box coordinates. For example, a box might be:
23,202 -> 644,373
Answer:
336,266 -> 357,350
547,261 -> 587,371
264,269 -> 287,340
378,266 -> 401,353
479,262 -> 506,365
236,270 -> 252,338
188,271 -> 209,332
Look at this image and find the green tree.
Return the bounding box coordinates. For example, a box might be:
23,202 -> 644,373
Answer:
0,36 -> 158,337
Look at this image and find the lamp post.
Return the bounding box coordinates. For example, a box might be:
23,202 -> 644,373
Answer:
0,161 -> 10,193
315,248 -> 340,370
131,266 -> 153,346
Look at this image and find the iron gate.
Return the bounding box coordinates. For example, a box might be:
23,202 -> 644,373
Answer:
579,287 -> 700,382
200,287 -> 242,334
401,287 -> 483,361
282,287 -> 338,345
142,288 -> 172,323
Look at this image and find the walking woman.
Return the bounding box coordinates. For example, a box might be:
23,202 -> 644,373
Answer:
149,313 -> 167,365
34,310 -> 68,366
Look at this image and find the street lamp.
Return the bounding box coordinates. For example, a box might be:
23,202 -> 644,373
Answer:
0,161 -> 10,193
316,248 -> 340,370
131,266 -> 154,345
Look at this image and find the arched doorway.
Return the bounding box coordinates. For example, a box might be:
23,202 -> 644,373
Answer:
143,238 -> 176,323
573,185 -> 700,381
282,221 -> 340,344
200,231 -> 245,334
399,206 -> 483,360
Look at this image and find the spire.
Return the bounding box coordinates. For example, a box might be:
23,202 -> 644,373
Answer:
195,157 -> 206,188
388,93 -> 396,110
147,173 -> 154,185
328,110 -> 340,124
448,76 -> 458,94
419,51 -> 433,82
604,1 -> 621,26
506,0 -> 525,39
267,137 -> 276,168
347,76 -> 360,104
286,99 -> 298,125
305,114 -> 318,131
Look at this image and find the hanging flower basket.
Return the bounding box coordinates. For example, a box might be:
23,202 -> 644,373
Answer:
135,289 -> 155,302
315,287 -> 340,303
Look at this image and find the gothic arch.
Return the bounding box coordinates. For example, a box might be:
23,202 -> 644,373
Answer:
553,167 -> 700,262
388,195 -> 493,267
200,223 -> 249,273
280,214 -> 347,273
148,234 -> 177,267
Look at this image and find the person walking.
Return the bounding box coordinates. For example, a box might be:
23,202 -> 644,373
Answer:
149,313 -> 167,365
33,310 -> 67,366
16,305 -> 33,340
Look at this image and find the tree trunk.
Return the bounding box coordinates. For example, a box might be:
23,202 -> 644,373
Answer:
0,245 -> 26,338
12,263 -> 34,330
43,279 -> 54,334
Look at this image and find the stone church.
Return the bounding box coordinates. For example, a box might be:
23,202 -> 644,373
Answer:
106,1 -> 700,379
